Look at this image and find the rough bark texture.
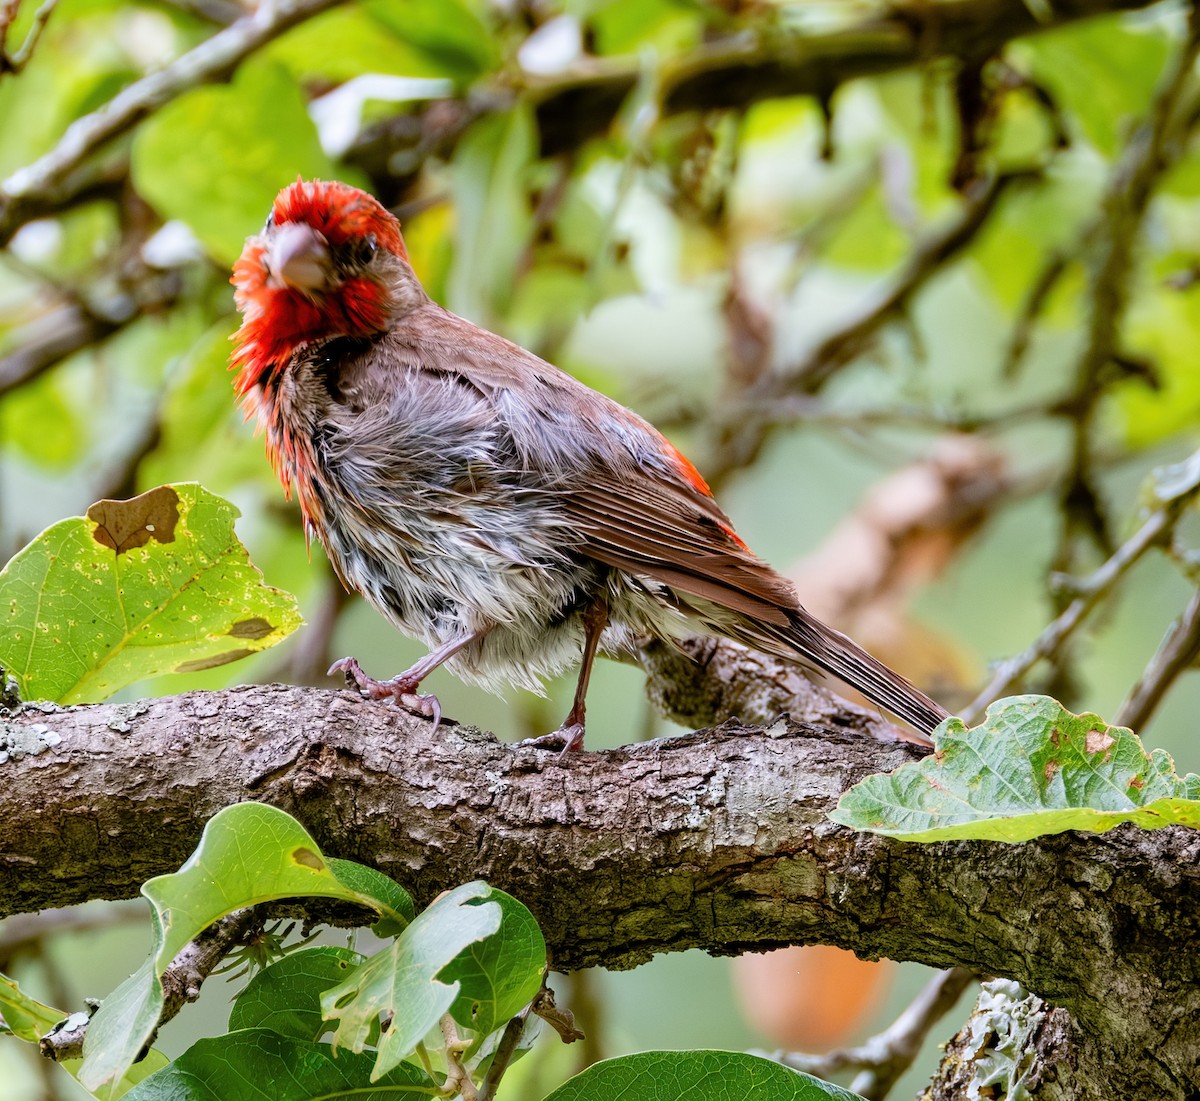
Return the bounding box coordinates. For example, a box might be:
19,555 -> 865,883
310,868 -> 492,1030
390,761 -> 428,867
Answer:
1,683 -> 1197,1098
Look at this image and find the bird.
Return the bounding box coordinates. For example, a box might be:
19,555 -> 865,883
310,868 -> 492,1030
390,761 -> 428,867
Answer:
231,178 -> 949,751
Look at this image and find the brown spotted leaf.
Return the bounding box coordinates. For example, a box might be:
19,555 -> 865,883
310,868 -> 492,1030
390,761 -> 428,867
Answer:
830,695 -> 1200,842
0,484 -> 302,704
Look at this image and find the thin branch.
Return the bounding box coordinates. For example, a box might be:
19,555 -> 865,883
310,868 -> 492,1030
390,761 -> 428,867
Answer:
0,0 -> 343,242
1001,249 -> 1069,378
706,169 -> 1035,479
39,908 -> 261,1062
765,967 -> 977,1101
783,169 -> 1036,394
962,450 -> 1200,724
1115,588 -> 1200,732
1047,10 -> 1200,606
0,0 -> 55,73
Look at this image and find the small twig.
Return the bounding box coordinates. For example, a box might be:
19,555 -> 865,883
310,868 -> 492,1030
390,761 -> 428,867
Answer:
531,983 -> 584,1044
1115,588 -> 1200,732
0,0 -> 341,204
1001,250 -> 1068,378
39,907 -> 261,1063
781,168 -> 1038,393
1049,11 -> 1200,617
439,1015 -> 476,1101
477,1009 -> 532,1101
0,0 -> 55,73
962,451 -> 1200,724
764,967 -> 976,1101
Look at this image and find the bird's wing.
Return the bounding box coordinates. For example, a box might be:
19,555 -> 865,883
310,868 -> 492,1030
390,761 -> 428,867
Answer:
564,459 -> 799,628
391,307 -> 801,625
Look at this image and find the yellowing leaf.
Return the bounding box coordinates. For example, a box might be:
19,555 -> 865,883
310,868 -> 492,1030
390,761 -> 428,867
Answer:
0,484 -> 302,704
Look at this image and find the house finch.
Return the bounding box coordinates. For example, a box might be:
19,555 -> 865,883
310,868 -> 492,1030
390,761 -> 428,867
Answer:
231,178 -> 948,749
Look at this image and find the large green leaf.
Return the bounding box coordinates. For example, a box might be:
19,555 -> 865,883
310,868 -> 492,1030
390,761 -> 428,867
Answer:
0,483 -> 302,704
543,1050 -> 864,1100
440,885 -> 546,1040
122,1029 -> 433,1100
321,880 -> 503,1081
830,695 -> 1200,843
130,59 -> 342,265
80,803 -> 413,1093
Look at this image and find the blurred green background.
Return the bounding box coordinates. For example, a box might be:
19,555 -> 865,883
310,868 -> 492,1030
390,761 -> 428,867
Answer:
2,0 -> 1199,1096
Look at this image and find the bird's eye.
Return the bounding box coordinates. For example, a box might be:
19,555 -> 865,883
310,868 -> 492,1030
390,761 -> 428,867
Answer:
348,235 -> 378,266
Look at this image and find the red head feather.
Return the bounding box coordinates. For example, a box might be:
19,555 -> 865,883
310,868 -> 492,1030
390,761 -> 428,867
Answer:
230,179 -> 407,397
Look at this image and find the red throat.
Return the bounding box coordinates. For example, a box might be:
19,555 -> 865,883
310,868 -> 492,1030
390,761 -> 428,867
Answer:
229,179 -> 407,525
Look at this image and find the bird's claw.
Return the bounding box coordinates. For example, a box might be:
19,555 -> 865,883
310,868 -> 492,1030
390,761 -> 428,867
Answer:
518,722 -> 586,758
327,656 -> 442,731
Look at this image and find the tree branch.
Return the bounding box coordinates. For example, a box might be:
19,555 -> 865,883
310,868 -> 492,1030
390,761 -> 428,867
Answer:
1,683 -> 1197,1097
522,0 -> 1163,159
0,0 -> 343,245
961,451 -> 1200,724
766,966 -> 977,1101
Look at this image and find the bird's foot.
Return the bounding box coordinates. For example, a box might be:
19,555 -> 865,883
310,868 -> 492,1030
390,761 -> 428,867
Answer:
518,722 -> 586,757
328,656 -> 442,729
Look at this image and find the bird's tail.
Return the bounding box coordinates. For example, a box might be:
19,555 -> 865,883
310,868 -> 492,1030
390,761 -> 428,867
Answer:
741,610 -> 950,737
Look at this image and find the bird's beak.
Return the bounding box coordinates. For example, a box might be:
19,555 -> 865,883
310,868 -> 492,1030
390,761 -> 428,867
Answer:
266,222 -> 331,292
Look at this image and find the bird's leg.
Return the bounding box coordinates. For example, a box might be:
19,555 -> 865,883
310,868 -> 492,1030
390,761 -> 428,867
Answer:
522,598 -> 609,755
329,628 -> 490,730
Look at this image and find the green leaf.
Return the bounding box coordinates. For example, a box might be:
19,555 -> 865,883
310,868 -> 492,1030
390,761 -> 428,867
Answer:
122,1029 -> 433,1100
327,857 -> 416,935
1023,21 -> 1172,158
543,1050 -> 864,1100
80,804 -> 412,1093
263,4 -> 473,84
228,947 -> 366,1040
0,970 -> 62,1041
0,364 -> 86,469
321,880 -> 502,1081
362,0 -> 497,82
130,60 -> 342,266
0,483 -> 302,704
447,107 -> 536,326
0,972 -> 167,1099
830,695 -> 1200,843
440,886 -> 546,1039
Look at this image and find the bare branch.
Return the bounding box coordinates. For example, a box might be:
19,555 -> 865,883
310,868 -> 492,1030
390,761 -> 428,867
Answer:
0,0 -> 55,74
1115,588 -> 1200,732
962,450 -> 1200,723
39,908 -> 261,1062
0,0 -> 343,243
766,967 -> 977,1101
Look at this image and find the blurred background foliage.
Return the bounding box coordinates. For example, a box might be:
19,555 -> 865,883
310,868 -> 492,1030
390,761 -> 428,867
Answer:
2,0 -> 1200,1097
